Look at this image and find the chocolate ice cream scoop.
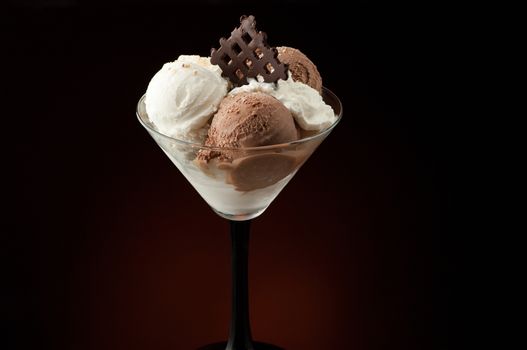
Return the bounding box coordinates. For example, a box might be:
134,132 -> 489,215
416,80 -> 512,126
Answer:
197,92 -> 300,191
277,46 -> 322,93
204,92 -> 298,152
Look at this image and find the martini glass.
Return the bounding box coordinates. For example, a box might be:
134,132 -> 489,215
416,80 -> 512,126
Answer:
136,88 -> 342,349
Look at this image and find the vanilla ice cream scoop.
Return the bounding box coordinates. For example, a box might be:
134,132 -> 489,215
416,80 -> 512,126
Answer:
145,55 -> 228,138
274,78 -> 336,131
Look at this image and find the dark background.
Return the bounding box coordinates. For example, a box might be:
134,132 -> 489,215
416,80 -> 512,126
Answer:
5,1 -> 450,349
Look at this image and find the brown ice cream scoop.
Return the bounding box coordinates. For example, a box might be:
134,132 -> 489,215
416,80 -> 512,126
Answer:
197,92 -> 300,191
277,46 -> 323,93
226,152 -> 298,191
204,92 -> 298,152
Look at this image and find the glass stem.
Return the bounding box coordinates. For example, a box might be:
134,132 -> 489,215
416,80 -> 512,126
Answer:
226,220 -> 254,350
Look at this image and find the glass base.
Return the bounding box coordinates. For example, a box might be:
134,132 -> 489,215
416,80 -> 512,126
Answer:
212,207 -> 267,221
197,341 -> 284,350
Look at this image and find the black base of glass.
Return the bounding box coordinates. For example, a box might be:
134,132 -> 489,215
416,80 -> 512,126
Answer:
197,341 -> 284,350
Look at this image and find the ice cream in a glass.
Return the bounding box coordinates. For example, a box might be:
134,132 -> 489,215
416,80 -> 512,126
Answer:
136,15 -> 342,349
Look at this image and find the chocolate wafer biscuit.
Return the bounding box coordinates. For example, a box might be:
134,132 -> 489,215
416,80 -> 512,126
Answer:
211,15 -> 287,86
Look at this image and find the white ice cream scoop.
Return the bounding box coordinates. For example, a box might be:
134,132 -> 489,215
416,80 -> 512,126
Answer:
145,55 -> 228,139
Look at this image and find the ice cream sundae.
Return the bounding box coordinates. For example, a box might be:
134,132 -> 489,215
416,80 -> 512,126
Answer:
137,15 -> 342,219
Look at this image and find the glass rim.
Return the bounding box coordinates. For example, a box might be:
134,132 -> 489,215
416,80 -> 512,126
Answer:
136,86 -> 343,151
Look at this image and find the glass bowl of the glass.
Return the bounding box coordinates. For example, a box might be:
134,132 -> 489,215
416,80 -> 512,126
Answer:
136,87 -> 342,221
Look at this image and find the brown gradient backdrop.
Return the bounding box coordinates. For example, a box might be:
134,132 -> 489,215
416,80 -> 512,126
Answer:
6,1 -> 449,350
